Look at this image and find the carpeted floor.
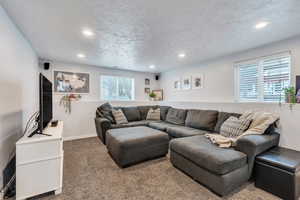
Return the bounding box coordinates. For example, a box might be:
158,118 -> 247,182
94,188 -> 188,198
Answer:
37,137 -> 280,200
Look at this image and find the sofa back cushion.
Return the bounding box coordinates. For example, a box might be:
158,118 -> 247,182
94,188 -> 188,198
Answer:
137,105 -> 159,120
185,109 -> 218,131
214,112 -> 241,133
166,108 -> 187,125
121,107 -> 141,122
96,102 -> 115,123
160,106 -> 171,121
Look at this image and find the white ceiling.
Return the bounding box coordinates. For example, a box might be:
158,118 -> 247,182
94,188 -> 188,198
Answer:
2,0 -> 300,72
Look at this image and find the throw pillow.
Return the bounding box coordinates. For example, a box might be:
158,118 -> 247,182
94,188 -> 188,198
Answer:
146,108 -> 161,121
112,109 -> 128,124
165,108 -> 187,125
220,116 -> 252,138
243,112 -> 279,135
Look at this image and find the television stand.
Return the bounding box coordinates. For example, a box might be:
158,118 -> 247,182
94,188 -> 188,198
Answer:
28,129 -> 52,138
16,121 -> 64,200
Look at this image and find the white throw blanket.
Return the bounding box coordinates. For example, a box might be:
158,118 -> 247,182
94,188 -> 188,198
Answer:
206,111 -> 279,148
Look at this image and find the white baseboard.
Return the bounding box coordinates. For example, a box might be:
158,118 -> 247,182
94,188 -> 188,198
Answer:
63,134 -> 97,141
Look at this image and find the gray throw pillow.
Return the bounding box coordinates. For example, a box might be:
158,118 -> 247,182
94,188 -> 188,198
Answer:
146,108 -> 160,121
220,116 -> 252,138
185,109 -> 218,131
137,105 -> 159,120
214,112 -> 241,133
112,109 -> 128,124
165,108 -> 187,125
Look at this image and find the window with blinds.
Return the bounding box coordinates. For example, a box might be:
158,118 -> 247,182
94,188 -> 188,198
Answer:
236,53 -> 291,102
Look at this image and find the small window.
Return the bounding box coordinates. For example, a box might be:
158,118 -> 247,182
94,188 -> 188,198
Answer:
236,53 -> 291,102
100,75 -> 135,101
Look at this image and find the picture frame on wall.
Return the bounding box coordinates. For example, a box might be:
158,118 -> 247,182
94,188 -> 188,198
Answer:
182,76 -> 192,90
145,88 -> 150,94
53,70 -> 90,94
152,90 -> 163,101
192,74 -> 204,89
173,79 -> 181,90
145,78 -> 150,85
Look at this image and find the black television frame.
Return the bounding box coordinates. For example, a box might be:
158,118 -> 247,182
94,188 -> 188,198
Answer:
28,73 -> 53,137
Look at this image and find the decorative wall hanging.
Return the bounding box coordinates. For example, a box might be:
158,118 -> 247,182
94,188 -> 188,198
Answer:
145,78 -> 150,85
173,79 -> 181,90
192,74 -> 204,89
182,76 -> 192,90
54,71 -> 90,93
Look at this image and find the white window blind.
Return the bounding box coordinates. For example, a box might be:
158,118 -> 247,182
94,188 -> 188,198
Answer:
236,53 -> 291,102
100,75 -> 135,101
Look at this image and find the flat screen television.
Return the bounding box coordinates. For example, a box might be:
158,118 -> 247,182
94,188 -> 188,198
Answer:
29,73 -> 53,137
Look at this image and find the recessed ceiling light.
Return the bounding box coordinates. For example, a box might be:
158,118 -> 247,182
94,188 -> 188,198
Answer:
82,29 -> 95,37
77,53 -> 86,58
255,21 -> 269,29
149,65 -> 156,69
178,53 -> 186,58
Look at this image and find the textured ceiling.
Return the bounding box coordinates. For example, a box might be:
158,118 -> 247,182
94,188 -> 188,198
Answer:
2,0 -> 300,72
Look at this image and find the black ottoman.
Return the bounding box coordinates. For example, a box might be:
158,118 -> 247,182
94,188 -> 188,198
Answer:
255,147 -> 300,200
106,126 -> 169,167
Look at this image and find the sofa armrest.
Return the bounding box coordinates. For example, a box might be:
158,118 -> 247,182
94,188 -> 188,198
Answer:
234,132 -> 280,177
94,117 -> 111,144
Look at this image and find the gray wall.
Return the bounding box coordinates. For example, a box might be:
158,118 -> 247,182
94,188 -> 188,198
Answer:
0,5 -> 39,188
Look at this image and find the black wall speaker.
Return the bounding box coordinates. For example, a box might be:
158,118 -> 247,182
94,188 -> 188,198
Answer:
44,62 -> 50,70
155,75 -> 159,81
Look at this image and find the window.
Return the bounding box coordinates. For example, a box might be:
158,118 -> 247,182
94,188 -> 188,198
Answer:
236,53 -> 291,102
100,75 -> 135,101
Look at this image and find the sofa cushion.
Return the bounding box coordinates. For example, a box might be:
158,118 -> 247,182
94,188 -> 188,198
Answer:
214,112 -> 241,133
146,108 -> 161,121
137,105 -> 159,120
166,126 -> 207,138
170,135 -> 247,175
96,102 -> 115,123
111,120 -> 151,129
122,107 -> 141,122
148,121 -> 180,131
160,106 -> 171,121
185,109 -> 218,131
112,109 -> 128,124
165,108 -> 187,125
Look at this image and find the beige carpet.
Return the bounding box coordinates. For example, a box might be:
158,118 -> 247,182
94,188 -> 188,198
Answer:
38,137 -> 280,200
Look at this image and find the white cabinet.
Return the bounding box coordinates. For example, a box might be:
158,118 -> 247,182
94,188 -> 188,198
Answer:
16,121 -> 64,200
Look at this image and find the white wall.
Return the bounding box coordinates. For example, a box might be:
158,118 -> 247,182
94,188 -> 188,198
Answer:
0,5 -> 39,188
160,36 -> 300,102
41,61 -> 160,140
160,36 -> 300,151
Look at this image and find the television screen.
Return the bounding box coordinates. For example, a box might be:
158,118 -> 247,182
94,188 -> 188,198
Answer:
40,73 -> 53,132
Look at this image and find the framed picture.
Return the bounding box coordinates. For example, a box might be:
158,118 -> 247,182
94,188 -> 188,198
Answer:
144,88 -> 150,94
182,76 -> 191,90
152,90 -> 163,101
173,79 -> 181,90
53,71 -> 90,93
145,78 -> 150,85
192,74 -> 204,89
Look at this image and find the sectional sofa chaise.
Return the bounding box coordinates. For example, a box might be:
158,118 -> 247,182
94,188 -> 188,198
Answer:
94,104 -> 280,196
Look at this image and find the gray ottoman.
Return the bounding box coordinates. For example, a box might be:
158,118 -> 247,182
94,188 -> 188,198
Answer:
106,126 -> 169,167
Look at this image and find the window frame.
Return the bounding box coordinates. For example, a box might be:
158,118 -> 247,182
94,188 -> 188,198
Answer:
100,74 -> 135,101
235,52 -> 291,103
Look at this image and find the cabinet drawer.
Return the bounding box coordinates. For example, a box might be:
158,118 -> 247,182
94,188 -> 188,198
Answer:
17,139 -> 62,165
16,158 -> 62,200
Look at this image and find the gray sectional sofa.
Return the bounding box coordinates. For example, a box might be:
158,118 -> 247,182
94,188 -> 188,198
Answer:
94,104 -> 280,196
